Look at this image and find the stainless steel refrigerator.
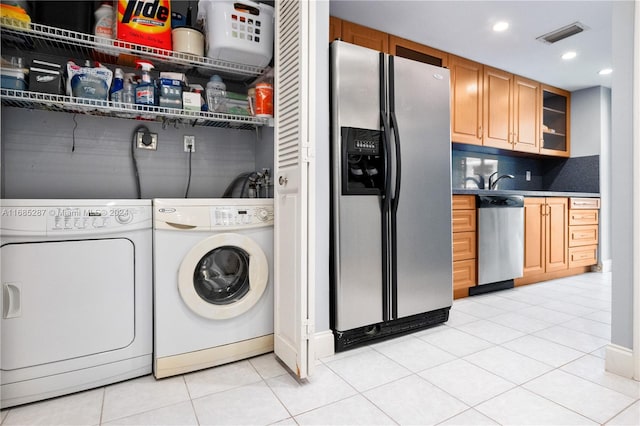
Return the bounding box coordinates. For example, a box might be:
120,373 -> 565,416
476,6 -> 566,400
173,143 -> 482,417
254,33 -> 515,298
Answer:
330,41 -> 453,351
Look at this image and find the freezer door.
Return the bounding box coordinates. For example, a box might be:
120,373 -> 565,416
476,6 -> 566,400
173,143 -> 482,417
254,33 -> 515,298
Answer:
391,57 -> 453,318
331,41 -> 385,331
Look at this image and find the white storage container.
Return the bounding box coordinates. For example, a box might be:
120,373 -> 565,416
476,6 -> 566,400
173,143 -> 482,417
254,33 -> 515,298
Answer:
198,0 -> 274,67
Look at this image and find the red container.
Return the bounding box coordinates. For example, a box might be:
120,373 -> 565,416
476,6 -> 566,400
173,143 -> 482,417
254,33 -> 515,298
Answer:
116,0 -> 172,50
255,82 -> 273,117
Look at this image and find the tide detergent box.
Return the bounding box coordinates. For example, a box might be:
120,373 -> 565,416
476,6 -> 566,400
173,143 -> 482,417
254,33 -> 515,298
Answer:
117,0 -> 172,50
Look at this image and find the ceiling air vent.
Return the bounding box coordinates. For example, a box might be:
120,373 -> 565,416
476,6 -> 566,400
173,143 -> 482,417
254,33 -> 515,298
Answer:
536,22 -> 587,44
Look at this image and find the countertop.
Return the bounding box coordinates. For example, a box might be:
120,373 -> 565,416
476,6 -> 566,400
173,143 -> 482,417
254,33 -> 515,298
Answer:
452,189 -> 600,198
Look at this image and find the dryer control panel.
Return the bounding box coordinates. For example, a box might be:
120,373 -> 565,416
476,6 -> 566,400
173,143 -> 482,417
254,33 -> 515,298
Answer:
0,203 -> 152,236
211,205 -> 274,228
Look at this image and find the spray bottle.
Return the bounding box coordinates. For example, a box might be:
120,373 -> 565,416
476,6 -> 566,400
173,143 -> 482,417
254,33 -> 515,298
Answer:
134,60 -> 156,106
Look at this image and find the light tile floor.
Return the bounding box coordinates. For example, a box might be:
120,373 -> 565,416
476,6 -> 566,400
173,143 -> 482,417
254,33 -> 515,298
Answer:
3,272 -> 640,425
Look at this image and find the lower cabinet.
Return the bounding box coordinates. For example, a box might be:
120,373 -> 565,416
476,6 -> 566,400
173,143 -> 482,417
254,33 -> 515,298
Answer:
452,195 -> 477,298
522,197 -> 569,279
568,197 -> 600,268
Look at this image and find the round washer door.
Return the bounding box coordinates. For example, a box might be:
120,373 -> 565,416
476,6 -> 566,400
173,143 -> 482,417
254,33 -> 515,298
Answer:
178,232 -> 268,320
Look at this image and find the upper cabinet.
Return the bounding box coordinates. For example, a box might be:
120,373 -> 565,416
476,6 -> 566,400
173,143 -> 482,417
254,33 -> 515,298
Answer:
482,68 -> 541,154
512,76 -> 541,154
449,55 -> 483,146
340,19 -> 389,53
483,66 -> 513,150
329,16 -> 342,43
540,85 -> 571,157
389,35 -> 448,68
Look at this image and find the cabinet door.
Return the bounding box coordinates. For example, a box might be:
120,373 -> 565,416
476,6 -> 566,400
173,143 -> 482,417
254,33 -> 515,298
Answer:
389,35 -> 448,68
546,197 -> 569,272
540,85 -> 570,157
523,198 -> 546,276
513,76 -> 540,154
329,16 -> 341,42
450,55 -> 483,145
340,19 -> 389,53
483,66 -> 513,150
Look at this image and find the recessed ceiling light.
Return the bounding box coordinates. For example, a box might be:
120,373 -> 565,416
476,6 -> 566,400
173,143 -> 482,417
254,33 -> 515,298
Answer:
493,21 -> 509,32
599,68 -> 613,75
562,51 -> 577,60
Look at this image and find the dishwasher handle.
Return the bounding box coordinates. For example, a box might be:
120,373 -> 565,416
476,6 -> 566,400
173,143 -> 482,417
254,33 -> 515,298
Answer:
477,195 -> 524,208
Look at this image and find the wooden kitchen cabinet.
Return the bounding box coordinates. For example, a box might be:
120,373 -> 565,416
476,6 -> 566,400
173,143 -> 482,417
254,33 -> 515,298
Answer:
540,85 -> 571,157
452,195 -> 477,298
521,197 -> 569,281
568,198 -> 600,267
340,19 -> 389,53
329,16 -> 342,42
483,67 -> 513,150
482,68 -> 541,154
450,55 -> 483,146
513,76 -> 541,153
389,35 -> 448,68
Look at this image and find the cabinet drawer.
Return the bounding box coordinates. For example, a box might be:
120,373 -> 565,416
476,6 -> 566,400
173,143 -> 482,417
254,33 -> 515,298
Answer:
453,259 -> 476,289
569,210 -> 599,225
570,198 -> 600,210
569,225 -> 599,247
569,245 -> 598,268
452,210 -> 476,232
452,231 -> 476,261
452,195 -> 476,210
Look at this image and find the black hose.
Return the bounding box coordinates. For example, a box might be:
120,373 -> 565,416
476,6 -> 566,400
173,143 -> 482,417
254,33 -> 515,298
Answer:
185,147 -> 193,198
131,125 -> 146,199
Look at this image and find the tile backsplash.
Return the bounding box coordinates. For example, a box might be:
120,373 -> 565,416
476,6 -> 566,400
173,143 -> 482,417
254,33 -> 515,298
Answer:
451,146 -> 599,193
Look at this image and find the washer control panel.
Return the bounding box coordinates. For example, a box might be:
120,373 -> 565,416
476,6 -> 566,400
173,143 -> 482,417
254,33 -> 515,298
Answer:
210,205 -> 274,227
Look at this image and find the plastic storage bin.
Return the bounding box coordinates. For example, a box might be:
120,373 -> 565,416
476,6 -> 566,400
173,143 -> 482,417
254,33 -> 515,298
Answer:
199,0 -> 274,67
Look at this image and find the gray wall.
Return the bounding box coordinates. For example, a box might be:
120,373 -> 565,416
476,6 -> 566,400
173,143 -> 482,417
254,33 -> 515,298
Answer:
570,86 -> 612,269
571,86 -> 607,158
610,0 -> 635,350
1,108 -> 269,199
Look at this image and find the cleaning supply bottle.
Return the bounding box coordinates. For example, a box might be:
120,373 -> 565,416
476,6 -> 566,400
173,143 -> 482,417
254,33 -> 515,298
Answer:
94,1 -> 115,55
206,75 -> 227,113
123,73 -> 136,105
135,60 -> 156,106
110,68 -> 124,102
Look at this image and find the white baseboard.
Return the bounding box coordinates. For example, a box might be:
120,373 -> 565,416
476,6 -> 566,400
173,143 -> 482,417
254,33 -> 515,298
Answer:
314,330 -> 335,360
605,344 -> 635,379
600,259 -> 613,273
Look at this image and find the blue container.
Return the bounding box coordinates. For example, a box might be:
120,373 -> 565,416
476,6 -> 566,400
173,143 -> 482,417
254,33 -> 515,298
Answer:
1,68 -> 27,90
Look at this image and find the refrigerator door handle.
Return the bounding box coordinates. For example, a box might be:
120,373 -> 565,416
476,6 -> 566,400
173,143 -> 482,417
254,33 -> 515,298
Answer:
379,52 -> 392,322
388,55 -> 401,320
379,52 -> 392,212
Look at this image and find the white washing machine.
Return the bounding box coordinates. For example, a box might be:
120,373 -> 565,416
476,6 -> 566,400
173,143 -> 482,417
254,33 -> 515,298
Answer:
153,198 -> 274,378
0,199 -> 152,409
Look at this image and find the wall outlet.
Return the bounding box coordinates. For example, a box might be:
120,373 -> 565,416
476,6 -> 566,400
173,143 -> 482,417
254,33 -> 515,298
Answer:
136,131 -> 157,150
184,135 -> 195,152
526,170 -> 531,181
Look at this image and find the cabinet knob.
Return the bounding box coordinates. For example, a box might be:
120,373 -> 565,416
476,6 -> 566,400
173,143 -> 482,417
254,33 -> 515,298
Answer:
278,176 -> 288,186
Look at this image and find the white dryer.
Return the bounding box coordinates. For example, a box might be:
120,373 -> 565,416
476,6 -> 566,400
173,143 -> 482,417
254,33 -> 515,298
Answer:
0,199 -> 152,409
153,198 -> 274,378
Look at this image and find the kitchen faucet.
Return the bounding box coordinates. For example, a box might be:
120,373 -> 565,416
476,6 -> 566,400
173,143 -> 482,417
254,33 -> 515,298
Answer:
488,171 -> 515,190
464,174 -> 485,189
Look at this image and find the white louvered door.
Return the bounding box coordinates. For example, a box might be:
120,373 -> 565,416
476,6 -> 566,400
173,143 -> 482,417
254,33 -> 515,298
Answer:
273,0 -> 316,379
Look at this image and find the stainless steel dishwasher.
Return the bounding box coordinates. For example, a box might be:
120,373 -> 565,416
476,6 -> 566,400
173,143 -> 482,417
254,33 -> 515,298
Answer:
472,195 -> 525,295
